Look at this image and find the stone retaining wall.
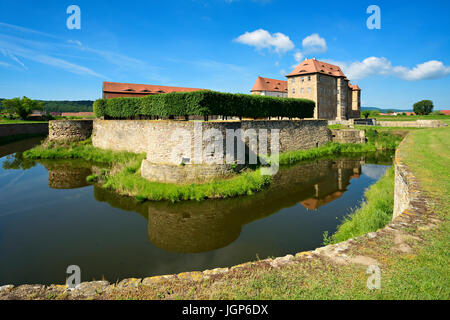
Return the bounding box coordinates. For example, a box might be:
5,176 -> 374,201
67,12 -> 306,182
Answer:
378,120 -> 446,128
331,129 -> 366,144
48,120 -> 93,142
393,136 -> 422,219
93,119 -> 332,183
92,119 -> 331,155
0,123 -> 48,137
141,162 -> 239,184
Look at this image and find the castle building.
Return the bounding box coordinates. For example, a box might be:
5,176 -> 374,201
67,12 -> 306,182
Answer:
250,76 -> 288,97
252,58 -> 361,120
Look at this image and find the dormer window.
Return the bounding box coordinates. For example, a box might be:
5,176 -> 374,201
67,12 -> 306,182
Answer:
140,89 -> 151,93
124,88 -> 135,92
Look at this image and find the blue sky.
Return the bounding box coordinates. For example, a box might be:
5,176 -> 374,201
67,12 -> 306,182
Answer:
0,0 -> 449,109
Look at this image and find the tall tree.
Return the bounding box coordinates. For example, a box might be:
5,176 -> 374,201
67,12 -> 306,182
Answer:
413,100 -> 434,115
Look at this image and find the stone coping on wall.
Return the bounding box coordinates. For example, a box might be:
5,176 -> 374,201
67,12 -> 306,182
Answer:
0,134 -> 439,300
378,120 -> 447,128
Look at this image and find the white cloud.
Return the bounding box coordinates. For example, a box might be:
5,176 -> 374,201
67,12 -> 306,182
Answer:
1,49 -> 27,70
290,34 -> 326,68
393,60 -> 450,81
0,23 -> 168,82
235,29 -> 294,53
328,57 -> 450,81
0,38 -> 106,79
294,51 -> 303,63
280,69 -> 286,76
68,39 -> 83,47
302,33 -> 327,53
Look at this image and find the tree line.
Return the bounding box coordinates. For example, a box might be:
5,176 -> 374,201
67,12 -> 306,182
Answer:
0,98 -> 93,114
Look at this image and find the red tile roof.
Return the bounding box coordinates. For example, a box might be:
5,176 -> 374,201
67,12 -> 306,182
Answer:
103,81 -> 207,98
251,77 -> 287,93
440,110 -> 450,115
62,112 -> 94,117
286,58 -> 346,78
348,83 -> 361,91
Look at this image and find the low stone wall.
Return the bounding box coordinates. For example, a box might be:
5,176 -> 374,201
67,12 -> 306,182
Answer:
141,162 -> 239,184
92,119 -> 331,155
351,118 -> 377,126
393,136 -> 422,219
331,129 -> 366,144
0,123 -> 48,137
328,119 -> 350,126
378,120 -> 446,128
93,119 -> 332,183
48,120 -> 93,142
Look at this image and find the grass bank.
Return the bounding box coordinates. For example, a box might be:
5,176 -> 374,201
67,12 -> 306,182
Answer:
324,166 -> 395,244
23,129 -> 401,202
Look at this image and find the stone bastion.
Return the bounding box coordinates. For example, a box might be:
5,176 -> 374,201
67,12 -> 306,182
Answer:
92,119 -> 333,183
48,120 -> 93,142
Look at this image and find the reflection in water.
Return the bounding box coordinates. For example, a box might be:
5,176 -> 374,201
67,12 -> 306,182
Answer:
1,137 -> 44,171
42,160 -> 92,189
93,155 -> 392,254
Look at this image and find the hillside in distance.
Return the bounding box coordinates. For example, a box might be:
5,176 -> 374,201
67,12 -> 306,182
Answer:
0,99 -> 93,113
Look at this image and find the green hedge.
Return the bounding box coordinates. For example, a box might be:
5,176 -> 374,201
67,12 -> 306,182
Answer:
94,91 -> 315,119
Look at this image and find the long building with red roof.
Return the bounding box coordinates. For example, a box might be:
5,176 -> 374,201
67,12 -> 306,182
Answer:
102,81 -> 207,99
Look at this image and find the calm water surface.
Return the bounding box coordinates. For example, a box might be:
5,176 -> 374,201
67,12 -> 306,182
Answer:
0,138 -> 392,285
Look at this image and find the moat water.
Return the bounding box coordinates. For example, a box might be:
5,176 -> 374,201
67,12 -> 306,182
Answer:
0,137 -> 393,286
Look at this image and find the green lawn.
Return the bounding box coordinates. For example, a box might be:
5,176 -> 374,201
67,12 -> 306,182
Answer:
0,119 -> 48,124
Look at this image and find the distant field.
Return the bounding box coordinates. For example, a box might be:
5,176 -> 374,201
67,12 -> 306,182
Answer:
374,115 -> 450,123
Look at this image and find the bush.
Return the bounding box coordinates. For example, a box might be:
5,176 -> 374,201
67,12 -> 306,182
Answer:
93,99 -> 107,118
94,91 -> 315,119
